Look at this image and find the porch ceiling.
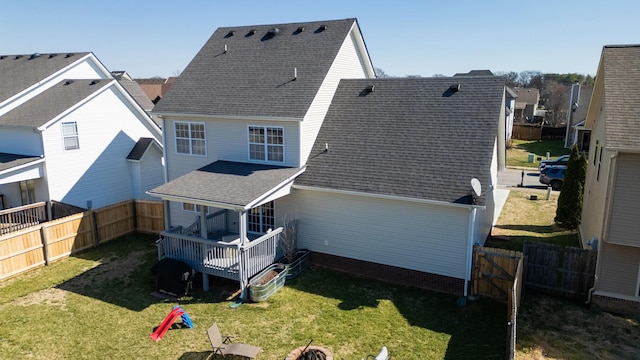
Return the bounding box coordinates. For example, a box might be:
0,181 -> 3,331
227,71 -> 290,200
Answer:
148,160 -> 304,210
0,153 -> 44,185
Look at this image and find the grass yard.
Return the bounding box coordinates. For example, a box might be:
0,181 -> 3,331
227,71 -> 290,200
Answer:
507,140 -> 570,168
0,233 -> 506,360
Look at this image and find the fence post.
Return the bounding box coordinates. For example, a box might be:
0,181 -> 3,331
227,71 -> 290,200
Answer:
90,210 -> 100,246
132,200 -> 138,232
41,224 -> 50,265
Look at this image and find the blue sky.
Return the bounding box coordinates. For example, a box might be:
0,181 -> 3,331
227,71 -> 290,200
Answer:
3,0 -> 638,78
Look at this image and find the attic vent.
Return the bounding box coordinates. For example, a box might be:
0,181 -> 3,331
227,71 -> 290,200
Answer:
294,26 -> 305,34
246,29 -> 256,36
449,84 -> 461,92
316,24 -> 328,32
90,80 -> 100,85
15,55 -> 23,59
268,27 -> 280,35
29,53 -> 41,60
64,80 -> 74,85
365,84 -> 375,92
0,56 -> 7,60
65,53 -> 74,58
48,54 -> 58,58
225,30 -> 235,38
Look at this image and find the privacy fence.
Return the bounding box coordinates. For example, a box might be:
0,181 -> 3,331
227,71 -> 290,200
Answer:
0,199 -> 164,281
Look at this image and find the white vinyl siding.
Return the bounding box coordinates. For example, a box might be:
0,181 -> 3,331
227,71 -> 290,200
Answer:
300,30 -> 372,165
175,121 -> 206,155
596,242 -> 640,298
41,85 -> 160,209
607,154 -> 640,247
277,189 -> 470,279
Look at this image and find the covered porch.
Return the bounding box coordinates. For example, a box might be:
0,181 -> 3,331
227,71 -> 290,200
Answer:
148,160 -> 305,299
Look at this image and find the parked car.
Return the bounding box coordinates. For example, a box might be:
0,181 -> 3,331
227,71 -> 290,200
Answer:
539,165 -> 566,190
538,154 -> 570,171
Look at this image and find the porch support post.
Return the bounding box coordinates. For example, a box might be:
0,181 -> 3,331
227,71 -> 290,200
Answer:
163,200 -> 171,230
238,210 -> 248,299
202,271 -> 210,291
200,207 -> 207,239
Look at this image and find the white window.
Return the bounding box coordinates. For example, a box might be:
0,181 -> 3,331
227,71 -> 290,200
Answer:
248,201 -> 275,234
248,126 -> 284,162
175,122 -> 206,155
62,122 -> 79,150
182,203 -> 208,213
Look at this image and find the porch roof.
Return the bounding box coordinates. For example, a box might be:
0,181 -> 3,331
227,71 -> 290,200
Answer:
147,160 -> 304,210
0,153 -> 41,172
0,153 -> 44,185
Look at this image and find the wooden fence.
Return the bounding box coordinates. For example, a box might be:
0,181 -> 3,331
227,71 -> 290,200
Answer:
512,124 -> 542,140
523,241 -> 597,301
0,202 -> 48,235
0,200 -> 164,281
472,246 -> 524,360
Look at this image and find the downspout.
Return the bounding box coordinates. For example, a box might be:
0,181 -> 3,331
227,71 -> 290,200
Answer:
238,210 -> 248,300
464,207 -> 477,298
586,151 -> 618,304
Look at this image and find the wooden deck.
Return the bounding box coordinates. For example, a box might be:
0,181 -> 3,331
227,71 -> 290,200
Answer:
156,213 -> 284,298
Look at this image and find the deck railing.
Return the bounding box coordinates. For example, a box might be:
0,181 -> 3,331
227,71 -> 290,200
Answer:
167,210 -> 227,239
157,226 -> 283,297
0,202 -> 47,235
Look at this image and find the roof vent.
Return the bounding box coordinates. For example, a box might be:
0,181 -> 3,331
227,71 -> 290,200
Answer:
0,56 -> 7,60
294,26 -> 305,34
449,84 -> 461,92
90,80 -> 100,85
48,54 -> 58,58
365,84 -> 375,92
316,25 -> 328,33
225,30 -> 235,38
65,53 -> 74,58
268,27 -> 280,35
246,29 -> 256,36
64,80 -> 74,86
15,55 -> 23,59
29,53 -> 41,60
293,67 -> 297,80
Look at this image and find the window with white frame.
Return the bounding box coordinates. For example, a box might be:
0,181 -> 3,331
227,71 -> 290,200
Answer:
62,122 -> 79,150
248,201 -> 275,233
175,122 -> 206,155
182,203 -> 209,213
19,180 -> 36,205
248,126 -> 283,162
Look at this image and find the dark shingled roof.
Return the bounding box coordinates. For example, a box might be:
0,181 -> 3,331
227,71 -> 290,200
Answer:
126,137 -> 157,160
0,153 -> 41,172
153,18 -> 360,118
0,52 -> 91,104
0,79 -> 111,128
295,76 -> 505,206
148,161 -> 304,209
600,45 -> 640,150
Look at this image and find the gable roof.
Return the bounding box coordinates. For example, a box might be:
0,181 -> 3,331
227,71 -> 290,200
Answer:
153,18 -> 367,119
295,76 -> 505,206
0,79 -> 111,128
600,45 -> 640,150
0,152 -> 41,173
0,52 -> 91,104
126,137 -> 160,161
147,160 -> 304,209
513,87 -> 539,106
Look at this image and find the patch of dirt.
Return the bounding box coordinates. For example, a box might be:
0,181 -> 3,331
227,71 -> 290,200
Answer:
10,288 -> 67,309
60,250 -> 148,292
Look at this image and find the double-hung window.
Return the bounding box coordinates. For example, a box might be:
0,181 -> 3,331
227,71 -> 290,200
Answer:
175,122 -> 206,155
248,126 -> 284,162
62,122 -> 79,150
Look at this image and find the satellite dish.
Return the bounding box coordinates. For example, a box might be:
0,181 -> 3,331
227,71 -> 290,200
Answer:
471,178 -> 482,197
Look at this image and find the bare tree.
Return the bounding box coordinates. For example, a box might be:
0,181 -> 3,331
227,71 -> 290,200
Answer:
544,81 -> 569,126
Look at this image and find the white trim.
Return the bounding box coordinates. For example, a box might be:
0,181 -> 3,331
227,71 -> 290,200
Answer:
0,157 -> 45,176
292,184 -> 485,209
61,121 -> 80,151
594,290 -> 640,303
245,167 -> 306,210
153,111 -> 302,122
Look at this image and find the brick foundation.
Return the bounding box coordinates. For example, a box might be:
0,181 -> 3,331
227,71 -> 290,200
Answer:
591,294 -> 640,320
310,252 -> 464,296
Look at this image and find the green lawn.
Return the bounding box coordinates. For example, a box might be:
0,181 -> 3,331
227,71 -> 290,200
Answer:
0,233 -> 506,359
507,139 -> 570,168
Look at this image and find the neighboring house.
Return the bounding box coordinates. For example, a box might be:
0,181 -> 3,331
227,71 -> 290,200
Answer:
579,45 -> 640,316
563,82 -> 593,151
112,71 -> 161,127
148,18 -> 505,298
0,52 -> 163,212
135,77 -> 177,104
513,87 -> 539,122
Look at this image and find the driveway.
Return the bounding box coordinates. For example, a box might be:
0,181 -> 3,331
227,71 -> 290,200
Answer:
498,167 -> 548,190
